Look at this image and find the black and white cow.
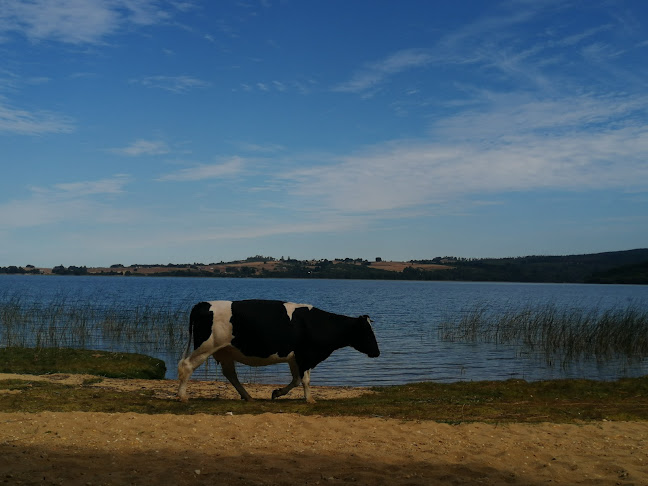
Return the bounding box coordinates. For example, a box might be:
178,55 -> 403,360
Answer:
177,299 -> 380,403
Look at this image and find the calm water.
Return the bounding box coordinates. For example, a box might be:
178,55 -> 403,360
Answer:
1,275 -> 647,386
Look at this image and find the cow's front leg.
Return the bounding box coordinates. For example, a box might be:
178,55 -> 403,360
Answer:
220,360 -> 253,401
271,359 -> 301,400
301,369 -> 316,404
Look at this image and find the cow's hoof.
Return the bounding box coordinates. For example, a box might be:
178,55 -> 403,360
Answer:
178,396 -> 188,403
271,389 -> 281,400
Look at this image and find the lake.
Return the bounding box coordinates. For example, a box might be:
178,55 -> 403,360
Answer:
1,275 -> 647,386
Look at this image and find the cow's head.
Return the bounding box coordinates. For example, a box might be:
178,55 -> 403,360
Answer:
351,315 -> 380,358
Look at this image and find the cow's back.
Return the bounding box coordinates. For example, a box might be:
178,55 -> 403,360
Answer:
230,300 -> 298,359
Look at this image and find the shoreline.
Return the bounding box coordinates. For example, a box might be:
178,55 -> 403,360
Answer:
0,373 -> 373,401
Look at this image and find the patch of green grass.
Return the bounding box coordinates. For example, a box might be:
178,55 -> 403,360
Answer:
0,347 -> 166,379
1,375 -> 647,423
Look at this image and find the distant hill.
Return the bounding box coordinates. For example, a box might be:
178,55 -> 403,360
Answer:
423,249 -> 648,284
5,249 -> 648,284
588,260 -> 648,285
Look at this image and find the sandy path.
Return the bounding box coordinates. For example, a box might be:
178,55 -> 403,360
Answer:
1,411 -> 647,485
1,374 -> 647,485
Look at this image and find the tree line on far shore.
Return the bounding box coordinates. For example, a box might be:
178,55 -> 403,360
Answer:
2,249 -> 647,284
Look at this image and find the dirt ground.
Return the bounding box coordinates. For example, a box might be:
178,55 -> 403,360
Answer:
0,373 -> 369,401
1,374 -> 647,485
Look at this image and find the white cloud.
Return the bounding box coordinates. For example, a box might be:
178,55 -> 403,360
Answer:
0,0 -> 170,45
159,219 -> 357,245
0,0 -> 170,44
433,92 -> 648,141
0,197 -> 93,228
52,174 -> 131,196
554,25 -> 613,48
131,75 -> 211,93
235,142 -> 285,153
0,100 -> 74,134
168,1 -> 197,13
581,42 -> 626,62
333,48 -> 432,95
112,139 -> 170,156
0,175 -> 132,228
156,158 -> 245,182
331,7 -> 629,101
237,79 -> 310,94
281,92 -> 648,214
0,0 -> 117,44
331,8 -> 551,97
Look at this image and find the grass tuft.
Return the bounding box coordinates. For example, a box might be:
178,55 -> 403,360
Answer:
0,347 -> 166,379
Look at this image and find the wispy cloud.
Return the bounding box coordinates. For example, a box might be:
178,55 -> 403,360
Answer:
0,175 -> 132,228
235,142 -> 285,153
281,92 -> 648,214
156,157 -> 245,182
0,100 -> 74,134
581,42 -> 626,62
283,131 -> 648,214
111,139 -> 170,156
0,0 -> 170,45
131,75 -> 211,93
333,48 -> 432,95
236,79 -> 313,94
554,24 -> 614,47
50,174 -> 131,196
433,92 -> 648,141
332,6 -> 626,100
332,10 -> 536,96
159,219 -> 357,245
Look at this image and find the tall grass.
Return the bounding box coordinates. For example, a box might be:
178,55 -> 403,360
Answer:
0,292 -> 189,356
439,304 -> 648,366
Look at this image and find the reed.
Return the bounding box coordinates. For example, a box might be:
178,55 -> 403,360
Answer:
0,291 -> 190,356
439,304 -> 648,366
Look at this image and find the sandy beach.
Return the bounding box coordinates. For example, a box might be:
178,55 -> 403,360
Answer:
1,374 -> 647,485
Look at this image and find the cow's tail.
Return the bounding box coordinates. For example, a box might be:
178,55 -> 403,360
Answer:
181,314 -> 194,361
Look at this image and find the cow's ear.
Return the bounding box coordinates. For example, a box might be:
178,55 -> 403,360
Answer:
361,315 -> 371,322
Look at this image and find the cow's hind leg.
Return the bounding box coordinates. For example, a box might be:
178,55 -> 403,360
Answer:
220,360 -> 253,401
271,359 -> 302,400
177,348 -> 213,402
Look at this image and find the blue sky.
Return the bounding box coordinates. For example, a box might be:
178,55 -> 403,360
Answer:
1,0 -> 647,267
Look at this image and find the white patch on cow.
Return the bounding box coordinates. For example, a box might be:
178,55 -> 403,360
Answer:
207,300 -> 235,344
284,302 -> 313,320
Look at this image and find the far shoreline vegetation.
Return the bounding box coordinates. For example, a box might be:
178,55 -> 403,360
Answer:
1,248 -> 647,284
